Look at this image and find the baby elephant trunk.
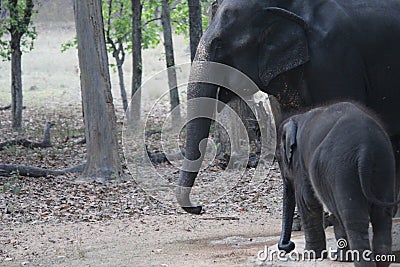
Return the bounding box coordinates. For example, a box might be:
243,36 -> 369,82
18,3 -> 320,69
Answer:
278,177 -> 296,252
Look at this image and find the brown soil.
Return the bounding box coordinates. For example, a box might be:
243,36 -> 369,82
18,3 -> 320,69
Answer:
1,214 -> 283,267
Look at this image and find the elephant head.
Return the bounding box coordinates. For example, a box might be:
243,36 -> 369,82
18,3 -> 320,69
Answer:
176,0 -> 310,214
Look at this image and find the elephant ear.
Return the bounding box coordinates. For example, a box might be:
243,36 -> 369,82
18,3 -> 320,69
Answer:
282,119 -> 297,165
258,7 -> 310,87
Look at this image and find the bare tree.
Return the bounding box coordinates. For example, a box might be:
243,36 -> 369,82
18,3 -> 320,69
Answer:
7,0 -> 35,130
188,0 -> 202,62
161,0 -> 180,123
73,0 -> 121,182
130,0 -> 142,122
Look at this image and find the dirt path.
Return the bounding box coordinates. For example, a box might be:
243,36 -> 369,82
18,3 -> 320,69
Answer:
4,215 -> 400,266
2,213 -> 283,267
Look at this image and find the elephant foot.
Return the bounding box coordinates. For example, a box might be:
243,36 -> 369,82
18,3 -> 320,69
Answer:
181,206 -> 203,214
302,248 -> 327,260
305,242 -> 327,259
332,248 -> 351,262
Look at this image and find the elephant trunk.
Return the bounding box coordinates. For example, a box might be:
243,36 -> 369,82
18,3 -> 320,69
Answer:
176,54 -> 218,214
278,177 -> 296,252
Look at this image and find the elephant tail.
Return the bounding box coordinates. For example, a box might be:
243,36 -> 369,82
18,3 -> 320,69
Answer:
358,148 -> 400,207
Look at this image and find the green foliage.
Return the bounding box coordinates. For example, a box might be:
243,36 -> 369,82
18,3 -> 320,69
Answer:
171,0 -> 189,37
172,0 -> 211,38
0,0 -> 38,61
60,36 -> 77,53
103,0 -> 133,51
0,37 -> 12,60
62,0 -> 162,53
142,0 -> 161,49
201,0 -> 212,30
63,0 -> 213,54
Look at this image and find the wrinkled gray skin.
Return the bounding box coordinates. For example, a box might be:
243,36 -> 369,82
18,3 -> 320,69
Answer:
177,0 -> 400,215
277,102 -> 398,267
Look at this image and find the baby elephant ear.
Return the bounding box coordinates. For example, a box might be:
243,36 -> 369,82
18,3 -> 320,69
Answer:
283,119 -> 297,164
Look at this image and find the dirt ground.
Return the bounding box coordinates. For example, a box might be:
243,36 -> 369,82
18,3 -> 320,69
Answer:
1,214 -> 284,267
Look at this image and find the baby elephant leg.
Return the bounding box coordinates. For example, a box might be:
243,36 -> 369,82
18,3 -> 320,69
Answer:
332,218 -> 351,261
370,205 -> 393,267
296,182 -> 326,258
341,209 -> 375,267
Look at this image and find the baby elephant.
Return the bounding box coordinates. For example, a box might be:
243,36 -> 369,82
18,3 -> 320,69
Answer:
276,102 -> 399,267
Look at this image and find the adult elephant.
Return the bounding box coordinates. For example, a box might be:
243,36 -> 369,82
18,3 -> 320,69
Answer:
176,0 -> 400,216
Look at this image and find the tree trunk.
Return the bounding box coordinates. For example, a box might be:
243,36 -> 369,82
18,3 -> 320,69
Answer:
130,0 -> 142,123
9,0 -> 34,130
188,0 -> 202,62
161,0 -> 180,123
116,56 -> 128,111
73,0 -> 121,182
11,38 -> 23,130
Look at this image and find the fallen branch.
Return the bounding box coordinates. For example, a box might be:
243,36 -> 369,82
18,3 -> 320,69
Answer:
76,138 -> 86,145
0,104 -> 11,110
0,122 -> 55,150
200,216 -> 240,221
0,163 -> 86,177
146,147 -> 185,165
0,105 -> 26,111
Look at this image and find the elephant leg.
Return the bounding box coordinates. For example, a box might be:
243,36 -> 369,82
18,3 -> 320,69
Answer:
330,169 -> 375,266
391,135 -> 400,217
331,217 -> 350,261
370,205 -> 392,267
295,182 -> 326,258
340,209 -> 374,267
